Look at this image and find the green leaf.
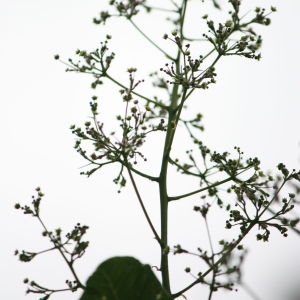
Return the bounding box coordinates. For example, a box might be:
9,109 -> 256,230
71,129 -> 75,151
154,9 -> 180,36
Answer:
79,256 -> 172,300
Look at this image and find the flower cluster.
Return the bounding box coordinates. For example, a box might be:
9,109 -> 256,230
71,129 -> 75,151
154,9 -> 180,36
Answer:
162,33 -> 217,89
15,188 -> 88,297
169,120 -> 300,242
173,239 -> 246,294
61,36 -> 115,89
202,3 -> 276,60
71,70 -> 167,190
93,0 -> 147,24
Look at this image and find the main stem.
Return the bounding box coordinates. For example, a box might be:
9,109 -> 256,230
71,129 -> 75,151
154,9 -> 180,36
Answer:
159,58 -> 181,295
159,110 -> 176,293
159,1 -> 188,294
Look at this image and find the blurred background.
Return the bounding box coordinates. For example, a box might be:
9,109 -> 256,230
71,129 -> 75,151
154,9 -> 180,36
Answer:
1,1 -> 300,299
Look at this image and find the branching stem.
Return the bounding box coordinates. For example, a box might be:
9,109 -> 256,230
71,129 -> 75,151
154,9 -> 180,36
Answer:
36,216 -> 85,289
173,221 -> 256,297
126,165 -> 162,246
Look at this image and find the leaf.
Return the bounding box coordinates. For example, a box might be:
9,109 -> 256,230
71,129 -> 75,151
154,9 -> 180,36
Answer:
79,256 -> 172,300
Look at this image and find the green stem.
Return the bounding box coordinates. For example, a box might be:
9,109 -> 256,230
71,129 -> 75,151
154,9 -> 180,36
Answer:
123,162 -> 159,181
159,106 -> 177,293
129,20 -> 175,61
158,55 -> 180,296
159,69 -> 188,294
169,176 -> 234,201
126,166 -> 162,246
144,5 -> 177,13
158,1 -> 189,293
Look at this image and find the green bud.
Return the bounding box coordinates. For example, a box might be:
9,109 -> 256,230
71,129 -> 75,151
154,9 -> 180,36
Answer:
225,20 -> 233,28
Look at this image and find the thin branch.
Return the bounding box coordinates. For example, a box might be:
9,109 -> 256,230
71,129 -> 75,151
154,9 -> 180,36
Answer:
36,216 -> 85,289
187,52 -> 221,99
239,281 -> 263,300
129,19 -> 175,61
105,73 -> 168,109
144,5 -> 177,13
172,222 -> 256,297
169,157 -> 205,178
126,166 -> 162,246
169,176 -> 234,201
124,163 -> 159,181
205,216 -> 216,300
267,207 -> 300,235
61,59 -> 168,109
258,179 -> 287,218
179,0 -> 188,42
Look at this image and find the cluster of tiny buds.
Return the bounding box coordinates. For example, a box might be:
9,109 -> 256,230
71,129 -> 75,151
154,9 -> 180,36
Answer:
160,61 -> 216,89
163,30 -> 184,49
65,279 -> 79,291
118,68 -> 144,101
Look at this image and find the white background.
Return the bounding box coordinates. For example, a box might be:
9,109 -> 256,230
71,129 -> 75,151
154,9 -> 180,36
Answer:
1,1 -> 300,299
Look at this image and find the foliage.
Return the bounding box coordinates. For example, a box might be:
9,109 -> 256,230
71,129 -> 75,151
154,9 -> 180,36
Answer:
16,1 -> 300,299
80,257 -> 172,300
